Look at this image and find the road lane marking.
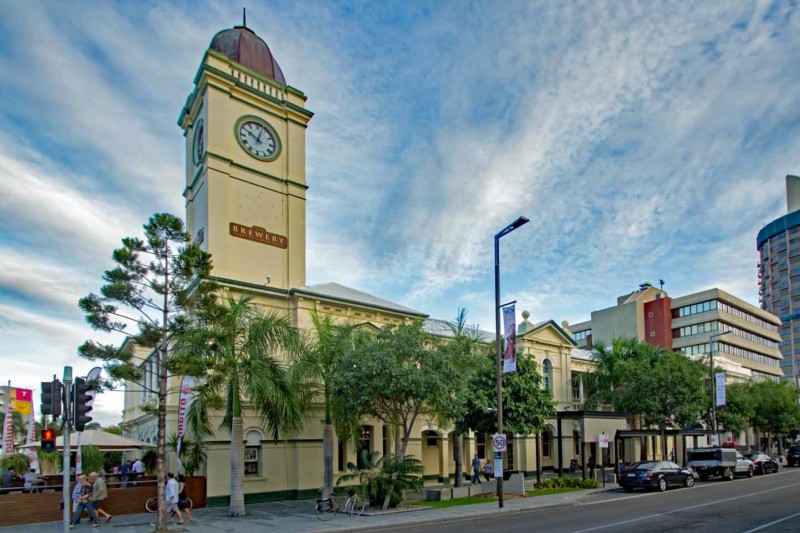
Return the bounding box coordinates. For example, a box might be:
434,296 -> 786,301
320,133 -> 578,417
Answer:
570,481 -> 800,533
743,510 -> 800,532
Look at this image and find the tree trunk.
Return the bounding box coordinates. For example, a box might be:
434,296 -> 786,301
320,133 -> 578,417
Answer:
394,424 -> 402,459
229,416 -> 245,516
535,432 -> 542,486
453,432 -> 463,487
322,424 -> 334,499
155,351 -> 168,531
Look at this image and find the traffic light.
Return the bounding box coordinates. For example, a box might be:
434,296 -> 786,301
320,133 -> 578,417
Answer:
40,380 -> 62,417
73,378 -> 93,432
41,428 -> 56,452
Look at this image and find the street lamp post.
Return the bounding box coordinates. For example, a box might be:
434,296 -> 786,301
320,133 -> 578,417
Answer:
494,216 -> 529,509
708,331 -> 730,443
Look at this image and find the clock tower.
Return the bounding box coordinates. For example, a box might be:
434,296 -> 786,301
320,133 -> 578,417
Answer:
178,23 -> 313,291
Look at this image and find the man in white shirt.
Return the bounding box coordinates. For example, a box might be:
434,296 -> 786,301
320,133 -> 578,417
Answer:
165,472 -> 183,524
131,458 -> 145,486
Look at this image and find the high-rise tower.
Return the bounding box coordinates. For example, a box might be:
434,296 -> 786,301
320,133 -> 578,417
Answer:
757,175 -> 800,387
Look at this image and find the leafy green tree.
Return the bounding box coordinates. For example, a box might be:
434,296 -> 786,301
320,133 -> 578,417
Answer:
717,382 -> 757,434
78,212 -> 212,532
292,308 -> 361,499
331,321 -> 463,509
171,293 -> 305,517
586,339 -> 708,458
749,380 -> 800,454
460,350 -> 555,442
615,348 -> 708,430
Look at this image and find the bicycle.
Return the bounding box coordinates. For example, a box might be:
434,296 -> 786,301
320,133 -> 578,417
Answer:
145,496 -> 193,513
315,489 -> 368,521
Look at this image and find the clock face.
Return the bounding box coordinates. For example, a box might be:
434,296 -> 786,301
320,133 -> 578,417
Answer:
237,118 -> 280,161
192,120 -> 204,166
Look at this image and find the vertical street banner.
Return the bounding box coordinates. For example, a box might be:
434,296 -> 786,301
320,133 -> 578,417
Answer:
25,401 -> 37,461
176,376 -> 196,473
2,383 -> 12,455
502,304 -> 517,374
715,372 -> 726,407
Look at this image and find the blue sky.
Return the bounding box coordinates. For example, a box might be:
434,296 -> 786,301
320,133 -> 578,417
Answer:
1,1 -> 799,424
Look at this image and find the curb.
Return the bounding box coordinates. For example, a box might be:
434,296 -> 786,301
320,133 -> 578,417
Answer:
309,487 -> 615,533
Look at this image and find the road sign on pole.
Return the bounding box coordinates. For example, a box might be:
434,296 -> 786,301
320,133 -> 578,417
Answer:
493,434 -> 507,453
598,433 -> 609,449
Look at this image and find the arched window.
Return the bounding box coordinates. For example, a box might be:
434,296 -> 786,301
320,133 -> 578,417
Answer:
245,429 -> 263,477
542,430 -> 551,457
543,359 -> 552,390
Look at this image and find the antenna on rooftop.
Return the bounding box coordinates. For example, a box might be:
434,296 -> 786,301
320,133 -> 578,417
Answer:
243,7 -> 247,28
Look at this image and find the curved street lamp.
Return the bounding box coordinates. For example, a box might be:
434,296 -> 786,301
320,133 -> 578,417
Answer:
494,216 -> 529,508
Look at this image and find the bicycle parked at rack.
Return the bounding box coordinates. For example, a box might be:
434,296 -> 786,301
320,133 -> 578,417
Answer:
315,489 -> 368,521
146,496 -> 193,513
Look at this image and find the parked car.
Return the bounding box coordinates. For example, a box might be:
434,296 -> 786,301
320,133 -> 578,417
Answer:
787,445 -> 800,467
744,452 -> 779,475
618,461 -> 694,492
687,447 -> 754,481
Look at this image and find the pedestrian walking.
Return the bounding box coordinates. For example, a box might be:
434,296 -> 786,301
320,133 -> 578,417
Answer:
90,472 -> 113,523
482,460 -> 493,482
165,472 -> 184,524
177,474 -> 193,523
471,454 -> 481,484
71,475 -> 100,528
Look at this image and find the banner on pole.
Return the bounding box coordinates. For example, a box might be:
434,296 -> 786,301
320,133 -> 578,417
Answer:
2,387 -> 12,455
176,376 -> 196,473
502,304 -> 517,374
715,372 -> 726,407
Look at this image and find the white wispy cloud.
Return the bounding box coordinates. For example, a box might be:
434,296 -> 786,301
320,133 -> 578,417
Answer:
1,0 -> 798,424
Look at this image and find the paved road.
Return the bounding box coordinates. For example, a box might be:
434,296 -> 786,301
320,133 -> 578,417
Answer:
366,469 -> 800,533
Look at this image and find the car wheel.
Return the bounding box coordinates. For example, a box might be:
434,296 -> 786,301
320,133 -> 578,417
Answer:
726,468 -> 735,481
658,477 -> 667,492
685,475 -> 694,488
747,466 -> 754,478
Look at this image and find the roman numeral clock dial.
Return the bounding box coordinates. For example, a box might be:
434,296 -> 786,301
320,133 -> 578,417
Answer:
235,116 -> 281,162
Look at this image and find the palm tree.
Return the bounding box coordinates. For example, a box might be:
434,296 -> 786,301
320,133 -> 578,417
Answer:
173,293 -> 305,517
582,337 -> 643,410
292,308 -> 361,499
441,308 -> 483,487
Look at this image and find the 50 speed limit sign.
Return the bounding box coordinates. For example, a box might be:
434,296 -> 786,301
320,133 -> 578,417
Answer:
492,434 -> 507,452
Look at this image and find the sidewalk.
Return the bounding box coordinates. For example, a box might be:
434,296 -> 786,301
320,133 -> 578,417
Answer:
0,486 -> 618,533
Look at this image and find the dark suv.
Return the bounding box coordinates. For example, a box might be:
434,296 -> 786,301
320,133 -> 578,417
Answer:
787,445 -> 800,467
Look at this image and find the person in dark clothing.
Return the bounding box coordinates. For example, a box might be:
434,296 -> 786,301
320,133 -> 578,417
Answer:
471,455 -> 481,484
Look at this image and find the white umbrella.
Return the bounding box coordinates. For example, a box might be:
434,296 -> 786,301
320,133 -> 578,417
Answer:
22,430 -> 154,451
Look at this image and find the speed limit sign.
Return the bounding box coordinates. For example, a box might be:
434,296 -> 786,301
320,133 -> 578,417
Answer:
493,434 -> 507,452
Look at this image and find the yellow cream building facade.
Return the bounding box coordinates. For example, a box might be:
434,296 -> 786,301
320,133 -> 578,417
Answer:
121,23 -> 624,504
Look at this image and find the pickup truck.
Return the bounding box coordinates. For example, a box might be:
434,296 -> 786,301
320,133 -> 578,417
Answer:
687,447 -> 754,481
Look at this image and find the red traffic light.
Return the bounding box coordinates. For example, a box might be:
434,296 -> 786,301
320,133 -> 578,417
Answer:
41,428 -> 56,452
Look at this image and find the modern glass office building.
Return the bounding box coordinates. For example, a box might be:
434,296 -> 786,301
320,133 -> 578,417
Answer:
757,175 -> 800,386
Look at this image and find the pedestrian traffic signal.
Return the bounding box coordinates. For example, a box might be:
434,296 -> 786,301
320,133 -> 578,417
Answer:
41,428 -> 56,452
40,380 -> 62,417
73,377 -> 93,432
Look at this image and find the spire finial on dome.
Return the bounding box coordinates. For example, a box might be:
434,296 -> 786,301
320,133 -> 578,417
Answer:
242,7 -> 247,28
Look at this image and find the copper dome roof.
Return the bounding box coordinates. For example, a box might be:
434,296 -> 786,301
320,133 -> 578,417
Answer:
209,26 -> 286,86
